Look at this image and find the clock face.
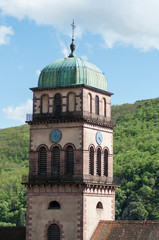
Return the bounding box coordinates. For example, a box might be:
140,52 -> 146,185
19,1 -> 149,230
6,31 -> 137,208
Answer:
96,131 -> 103,145
50,129 -> 62,143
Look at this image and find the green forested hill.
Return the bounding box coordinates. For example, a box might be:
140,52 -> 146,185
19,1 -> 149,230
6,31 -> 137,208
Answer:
113,98 -> 159,220
0,125 -> 29,226
0,98 -> 159,225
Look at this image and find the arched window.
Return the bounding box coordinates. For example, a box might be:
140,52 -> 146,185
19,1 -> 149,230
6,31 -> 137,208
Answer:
68,93 -> 75,112
96,148 -> 101,176
41,95 -> 49,113
95,95 -> 99,115
104,149 -> 108,177
48,201 -> 60,210
54,93 -> 61,117
89,147 -> 94,175
66,146 -> 74,175
39,147 -> 47,176
52,146 -> 60,178
88,93 -> 92,113
103,98 -> 106,117
48,224 -> 60,240
96,202 -> 103,209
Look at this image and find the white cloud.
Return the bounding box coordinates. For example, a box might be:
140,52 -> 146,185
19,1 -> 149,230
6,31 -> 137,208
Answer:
0,25 -> 14,45
58,38 -> 69,57
3,99 -> 32,123
1,0 -> 159,50
36,69 -> 41,76
81,55 -> 88,61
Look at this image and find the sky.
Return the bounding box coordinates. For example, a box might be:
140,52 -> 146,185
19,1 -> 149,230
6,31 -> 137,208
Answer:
0,0 -> 159,129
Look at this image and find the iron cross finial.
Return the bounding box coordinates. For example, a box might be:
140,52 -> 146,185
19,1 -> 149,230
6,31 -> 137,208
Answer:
71,19 -> 76,42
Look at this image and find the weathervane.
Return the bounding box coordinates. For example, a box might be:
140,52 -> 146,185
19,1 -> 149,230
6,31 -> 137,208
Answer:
69,19 -> 76,57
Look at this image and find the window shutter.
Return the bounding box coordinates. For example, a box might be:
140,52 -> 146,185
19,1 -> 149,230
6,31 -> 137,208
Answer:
39,147 -> 47,175
89,147 -> 94,175
95,96 -> 99,115
52,146 -> 60,177
66,146 -> 74,175
54,93 -> 61,116
48,224 -> 60,240
96,148 -> 101,176
104,149 -> 108,177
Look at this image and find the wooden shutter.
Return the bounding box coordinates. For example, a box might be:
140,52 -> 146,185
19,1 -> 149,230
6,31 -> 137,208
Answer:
54,93 -> 61,116
39,147 -> 47,175
48,224 -> 60,240
89,147 -> 94,175
95,96 -> 99,115
104,149 -> 108,177
66,146 -> 74,175
96,148 -> 101,176
52,146 -> 60,177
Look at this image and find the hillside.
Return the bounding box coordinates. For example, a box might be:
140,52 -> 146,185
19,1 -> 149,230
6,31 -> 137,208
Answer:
0,125 -> 29,226
0,98 -> 159,225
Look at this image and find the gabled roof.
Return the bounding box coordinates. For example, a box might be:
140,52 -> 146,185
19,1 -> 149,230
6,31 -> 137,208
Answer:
91,221 -> 159,240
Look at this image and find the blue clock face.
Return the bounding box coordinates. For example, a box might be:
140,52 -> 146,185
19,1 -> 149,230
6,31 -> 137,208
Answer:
96,131 -> 103,145
50,129 -> 62,143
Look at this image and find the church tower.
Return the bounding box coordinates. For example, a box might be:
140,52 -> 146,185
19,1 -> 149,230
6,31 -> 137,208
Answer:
25,23 -> 118,240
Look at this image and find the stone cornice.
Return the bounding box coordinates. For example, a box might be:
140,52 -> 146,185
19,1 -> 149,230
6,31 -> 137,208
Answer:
30,84 -> 113,96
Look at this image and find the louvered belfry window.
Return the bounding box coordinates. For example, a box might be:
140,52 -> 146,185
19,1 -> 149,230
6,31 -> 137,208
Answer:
96,148 -> 101,176
52,146 -> 60,177
95,95 -> 99,115
89,147 -> 94,175
39,147 -> 47,176
103,98 -> 106,117
66,146 -> 74,175
48,224 -> 60,240
104,149 -> 108,177
54,93 -> 61,117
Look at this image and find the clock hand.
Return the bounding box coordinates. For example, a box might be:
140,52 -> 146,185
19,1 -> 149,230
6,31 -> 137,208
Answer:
99,137 -> 102,141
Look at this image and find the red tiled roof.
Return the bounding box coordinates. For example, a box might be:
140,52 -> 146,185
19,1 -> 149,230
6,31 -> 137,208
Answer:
0,226 -> 26,240
91,221 -> 159,240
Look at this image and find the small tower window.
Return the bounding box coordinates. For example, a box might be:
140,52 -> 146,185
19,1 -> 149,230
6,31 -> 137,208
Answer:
39,147 -> 47,176
66,146 -> 74,175
52,146 -> 60,178
96,148 -> 101,176
48,201 -> 60,210
96,202 -> 103,209
103,98 -> 106,117
54,93 -> 61,117
48,224 -> 60,240
89,147 -> 94,175
95,95 -> 99,115
104,149 -> 108,177
88,93 -> 92,113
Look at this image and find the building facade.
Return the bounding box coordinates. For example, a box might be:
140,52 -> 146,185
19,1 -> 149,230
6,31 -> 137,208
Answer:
25,41 -> 117,240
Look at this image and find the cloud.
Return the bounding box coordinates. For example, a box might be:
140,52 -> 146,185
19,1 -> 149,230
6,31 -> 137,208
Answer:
3,99 -> 32,123
0,25 -> 14,45
36,69 -> 41,76
1,0 -> 159,50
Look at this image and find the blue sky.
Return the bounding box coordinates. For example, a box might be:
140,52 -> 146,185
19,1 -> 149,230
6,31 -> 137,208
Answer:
0,0 -> 159,129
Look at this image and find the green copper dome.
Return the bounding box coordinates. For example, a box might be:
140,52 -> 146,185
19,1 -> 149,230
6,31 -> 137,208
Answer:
38,56 -> 107,91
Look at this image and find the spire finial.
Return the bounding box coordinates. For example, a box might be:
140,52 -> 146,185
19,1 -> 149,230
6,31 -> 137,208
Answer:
71,19 -> 76,42
69,19 -> 76,57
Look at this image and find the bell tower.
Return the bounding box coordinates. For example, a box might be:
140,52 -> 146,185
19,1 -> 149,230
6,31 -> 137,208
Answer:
25,22 -> 118,240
